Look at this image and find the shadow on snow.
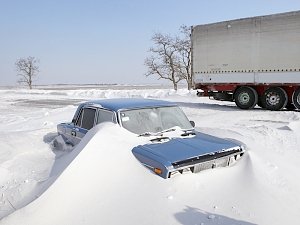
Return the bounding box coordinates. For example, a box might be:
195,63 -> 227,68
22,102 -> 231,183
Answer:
174,206 -> 257,225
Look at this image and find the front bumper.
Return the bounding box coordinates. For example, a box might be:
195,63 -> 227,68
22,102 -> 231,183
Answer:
167,147 -> 245,178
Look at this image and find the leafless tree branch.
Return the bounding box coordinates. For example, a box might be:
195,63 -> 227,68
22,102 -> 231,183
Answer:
144,26 -> 193,90
15,56 -> 40,89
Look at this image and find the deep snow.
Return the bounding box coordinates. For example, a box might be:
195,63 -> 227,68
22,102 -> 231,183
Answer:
0,85 -> 299,225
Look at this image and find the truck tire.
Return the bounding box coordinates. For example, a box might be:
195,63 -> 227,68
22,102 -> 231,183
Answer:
262,87 -> 288,111
292,88 -> 300,110
234,86 -> 258,109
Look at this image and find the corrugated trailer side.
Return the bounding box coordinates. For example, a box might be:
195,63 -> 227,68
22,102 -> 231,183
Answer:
192,11 -> 300,111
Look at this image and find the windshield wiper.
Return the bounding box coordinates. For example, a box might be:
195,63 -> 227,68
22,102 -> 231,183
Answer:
138,132 -> 157,137
157,127 -> 177,135
139,128 -> 196,138
138,127 -> 179,137
181,131 -> 196,137
150,136 -> 170,142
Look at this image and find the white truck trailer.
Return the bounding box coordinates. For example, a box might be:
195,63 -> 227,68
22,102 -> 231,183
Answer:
192,11 -> 300,110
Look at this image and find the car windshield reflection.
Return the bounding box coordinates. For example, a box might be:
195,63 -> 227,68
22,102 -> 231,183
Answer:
119,106 -> 193,135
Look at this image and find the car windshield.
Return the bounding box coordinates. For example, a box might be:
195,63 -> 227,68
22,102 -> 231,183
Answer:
119,106 -> 193,135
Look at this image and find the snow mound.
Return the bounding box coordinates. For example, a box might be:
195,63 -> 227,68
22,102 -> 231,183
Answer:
287,121 -> 300,132
0,123 -> 255,225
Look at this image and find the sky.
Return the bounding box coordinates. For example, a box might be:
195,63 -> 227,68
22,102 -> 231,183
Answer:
1,0 -> 300,86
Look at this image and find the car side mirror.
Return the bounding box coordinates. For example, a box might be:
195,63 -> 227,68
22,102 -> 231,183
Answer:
190,121 -> 195,127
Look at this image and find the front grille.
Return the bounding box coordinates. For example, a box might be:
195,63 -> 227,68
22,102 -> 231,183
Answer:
192,156 -> 230,173
171,148 -> 243,169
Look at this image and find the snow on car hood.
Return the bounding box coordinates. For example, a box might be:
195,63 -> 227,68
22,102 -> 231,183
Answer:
133,131 -> 241,164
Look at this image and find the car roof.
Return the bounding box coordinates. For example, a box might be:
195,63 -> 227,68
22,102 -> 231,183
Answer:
83,98 -> 177,112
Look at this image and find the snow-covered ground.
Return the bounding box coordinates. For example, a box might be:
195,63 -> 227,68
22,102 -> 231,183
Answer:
0,85 -> 299,225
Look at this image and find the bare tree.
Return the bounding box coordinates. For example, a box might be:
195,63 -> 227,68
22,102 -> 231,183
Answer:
145,25 -> 193,90
177,25 -> 193,90
145,33 -> 183,90
15,56 -> 39,89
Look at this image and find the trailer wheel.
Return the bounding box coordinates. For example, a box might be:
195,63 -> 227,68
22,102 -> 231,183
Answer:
262,87 -> 288,111
234,86 -> 258,109
292,88 -> 300,110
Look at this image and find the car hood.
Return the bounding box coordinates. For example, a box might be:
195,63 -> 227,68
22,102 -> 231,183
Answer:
132,131 -> 241,164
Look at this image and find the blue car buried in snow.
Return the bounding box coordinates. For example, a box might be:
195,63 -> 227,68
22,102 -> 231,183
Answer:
57,98 -> 245,178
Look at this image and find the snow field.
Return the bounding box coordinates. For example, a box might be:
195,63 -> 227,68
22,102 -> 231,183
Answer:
0,85 -> 299,225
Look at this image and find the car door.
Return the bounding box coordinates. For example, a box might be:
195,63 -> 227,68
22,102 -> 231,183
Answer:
70,107 -> 97,145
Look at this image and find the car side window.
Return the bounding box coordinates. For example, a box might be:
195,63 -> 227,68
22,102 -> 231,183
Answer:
75,107 -> 96,130
97,109 -> 115,124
